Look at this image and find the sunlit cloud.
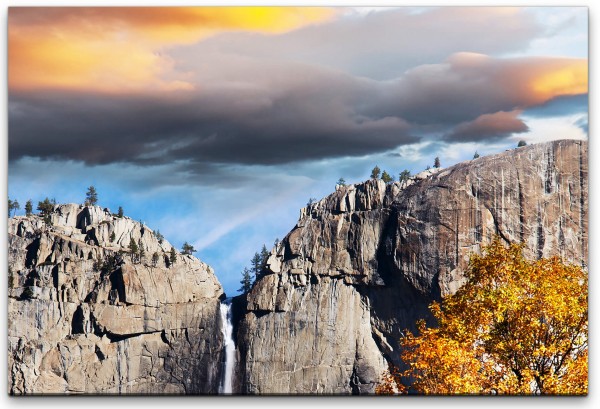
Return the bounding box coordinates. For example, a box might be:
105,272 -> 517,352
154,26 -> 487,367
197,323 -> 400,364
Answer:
8,7 -> 336,92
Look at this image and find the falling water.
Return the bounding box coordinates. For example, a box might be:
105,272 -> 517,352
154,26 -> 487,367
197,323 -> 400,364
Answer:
219,298 -> 235,394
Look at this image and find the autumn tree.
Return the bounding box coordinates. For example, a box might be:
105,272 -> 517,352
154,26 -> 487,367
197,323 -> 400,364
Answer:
380,239 -> 588,395
85,186 -> 98,206
370,165 -> 381,179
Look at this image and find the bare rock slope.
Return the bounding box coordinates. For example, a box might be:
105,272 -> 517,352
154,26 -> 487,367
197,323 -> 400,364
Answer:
8,205 -> 224,394
238,139 -> 588,394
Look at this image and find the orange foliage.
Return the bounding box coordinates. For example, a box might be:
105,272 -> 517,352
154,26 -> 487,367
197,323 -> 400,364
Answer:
377,239 -> 587,395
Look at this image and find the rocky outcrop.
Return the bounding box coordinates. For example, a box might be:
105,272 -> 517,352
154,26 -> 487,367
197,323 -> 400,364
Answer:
238,139 -> 588,394
8,205 -> 224,394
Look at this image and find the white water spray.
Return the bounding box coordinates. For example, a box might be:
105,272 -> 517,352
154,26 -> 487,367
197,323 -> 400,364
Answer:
219,299 -> 235,394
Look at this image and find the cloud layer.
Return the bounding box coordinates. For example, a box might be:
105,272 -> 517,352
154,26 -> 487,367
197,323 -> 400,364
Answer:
8,7 -> 588,176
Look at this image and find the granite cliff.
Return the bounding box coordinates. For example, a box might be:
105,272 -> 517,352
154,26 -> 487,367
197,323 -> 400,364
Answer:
237,139 -> 588,394
7,139 -> 588,395
8,205 -> 224,394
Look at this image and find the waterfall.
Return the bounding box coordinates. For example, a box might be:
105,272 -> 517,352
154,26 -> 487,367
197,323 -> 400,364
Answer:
219,298 -> 235,394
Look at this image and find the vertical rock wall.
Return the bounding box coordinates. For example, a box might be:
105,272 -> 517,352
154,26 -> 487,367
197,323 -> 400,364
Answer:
238,139 -> 588,394
8,205 -> 224,394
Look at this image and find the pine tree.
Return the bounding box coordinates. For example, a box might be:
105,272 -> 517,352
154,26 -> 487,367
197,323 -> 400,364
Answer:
25,200 -> 33,217
434,157 -> 441,168
129,238 -> 139,263
110,231 -> 116,242
473,151 -> 480,159
381,171 -> 393,183
117,206 -> 124,218
155,230 -> 164,244
251,252 -> 262,278
85,186 -> 98,206
238,267 -> 253,294
370,165 -> 381,179
152,252 -> 159,267
399,170 -> 411,184
182,242 -> 196,255
256,244 -> 270,280
138,238 -> 145,262
8,198 -> 20,217
518,140 -> 527,147
169,247 -> 177,265
337,177 -> 346,187
37,197 -> 55,225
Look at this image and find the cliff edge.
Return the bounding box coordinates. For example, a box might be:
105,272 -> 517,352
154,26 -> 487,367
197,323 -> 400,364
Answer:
238,139 -> 588,394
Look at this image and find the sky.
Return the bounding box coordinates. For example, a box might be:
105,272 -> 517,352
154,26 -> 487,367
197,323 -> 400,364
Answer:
6,5 -> 588,297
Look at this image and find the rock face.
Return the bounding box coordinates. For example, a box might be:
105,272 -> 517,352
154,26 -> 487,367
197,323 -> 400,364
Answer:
8,205 -> 224,394
238,139 -> 588,394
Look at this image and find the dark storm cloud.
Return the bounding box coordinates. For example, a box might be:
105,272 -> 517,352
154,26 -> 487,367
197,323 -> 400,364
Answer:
8,64 -> 415,167
9,52 -> 586,169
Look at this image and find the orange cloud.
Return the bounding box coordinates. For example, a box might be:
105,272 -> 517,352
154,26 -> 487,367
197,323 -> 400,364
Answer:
446,52 -> 587,106
530,60 -> 588,100
8,7 -> 336,93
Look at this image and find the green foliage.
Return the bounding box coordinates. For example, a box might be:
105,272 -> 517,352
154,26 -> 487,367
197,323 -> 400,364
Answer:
85,185 -> 98,206
155,230 -> 164,244
25,200 -> 33,217
169,247 -> 177,265
129,238 -> 139,263
138,238 -> 145,261
117,206 -> 124,218
473,151 -> 480,159
399,170 -> 411,184
110,231 -> 116,242
434,156 -> 441,168
381,170 -> 394,183
181,242 -> 196,255
337,177 -> 346,187
370,165 -> 381,179
8,198 -> 20,217
518,140 -> 527,147
37,197 -> 54,215
238,267 -> 253,294
307,197 -> 317,206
